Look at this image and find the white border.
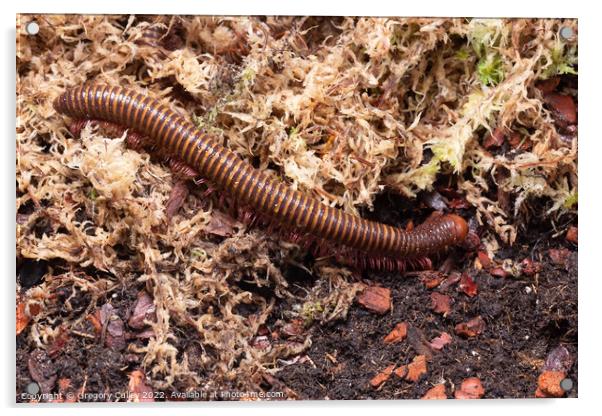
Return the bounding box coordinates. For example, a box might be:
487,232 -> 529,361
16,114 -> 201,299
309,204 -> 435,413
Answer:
3,1 -> 597,415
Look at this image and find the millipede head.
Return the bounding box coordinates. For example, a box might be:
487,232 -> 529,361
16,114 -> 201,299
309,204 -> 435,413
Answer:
446,214 -> 469,243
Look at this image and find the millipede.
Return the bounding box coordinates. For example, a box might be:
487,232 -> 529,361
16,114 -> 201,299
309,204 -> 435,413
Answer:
53,84 -> 469,272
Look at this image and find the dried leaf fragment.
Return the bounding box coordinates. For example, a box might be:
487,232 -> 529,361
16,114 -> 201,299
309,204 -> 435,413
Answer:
165,180 -> 189,220
204,209 -> 240,237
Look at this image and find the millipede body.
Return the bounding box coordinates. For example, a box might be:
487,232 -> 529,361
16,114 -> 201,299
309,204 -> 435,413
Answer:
53,84 -> 468,264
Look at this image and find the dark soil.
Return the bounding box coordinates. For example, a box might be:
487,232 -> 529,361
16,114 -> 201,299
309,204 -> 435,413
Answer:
16,211 -> 578,402
277,232 -> 578,399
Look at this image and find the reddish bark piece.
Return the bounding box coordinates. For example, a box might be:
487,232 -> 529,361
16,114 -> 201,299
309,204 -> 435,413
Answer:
455,377 -> 485,399
489,267 -> 508,278
544,93 -> 577,126
16,302 -> 29,335
566,226 -> 578,244
439,272 -> 462,290
429,332 -> 453,350
477,251 -> 492,269
459,273 -> 478,297
405,355 -> 428,383
507,131 -> 531,151
128,291 -> 156,329
128,369 -> 155,402
455,316 -> 485,337
418,271 -> 446,289
430,292 -> 451,316
422,384 -> 448,400
536,77 -> 560,94
357,286 -> 391,314
383,322 -> 408,344
548,248 -> 571,266
537,370 -> 566,398
483,127 -> 505,149
369,364 -> 396,388
520,258 -> 543,277
394,365 -> 408,378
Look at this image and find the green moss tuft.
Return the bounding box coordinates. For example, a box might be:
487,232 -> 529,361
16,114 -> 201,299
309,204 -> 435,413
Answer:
477,53 -> 504,86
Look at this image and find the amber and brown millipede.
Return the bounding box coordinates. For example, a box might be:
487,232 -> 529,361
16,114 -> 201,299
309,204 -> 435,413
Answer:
53,84 -> 468,266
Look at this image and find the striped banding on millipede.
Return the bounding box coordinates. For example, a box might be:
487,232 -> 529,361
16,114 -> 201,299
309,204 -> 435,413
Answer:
53,84 -> 468,259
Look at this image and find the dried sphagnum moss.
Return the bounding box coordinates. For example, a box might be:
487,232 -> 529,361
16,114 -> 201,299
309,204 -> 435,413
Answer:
17,16 -> 577,392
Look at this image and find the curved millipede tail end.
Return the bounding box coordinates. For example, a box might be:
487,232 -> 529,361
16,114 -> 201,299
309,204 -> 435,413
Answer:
52,94 -> 63,113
